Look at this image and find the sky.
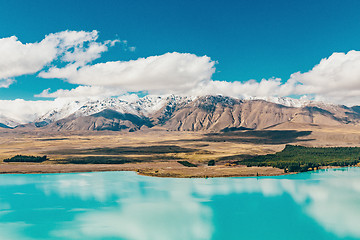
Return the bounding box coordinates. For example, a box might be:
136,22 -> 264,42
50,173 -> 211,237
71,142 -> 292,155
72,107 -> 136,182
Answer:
1,0 -> 360,108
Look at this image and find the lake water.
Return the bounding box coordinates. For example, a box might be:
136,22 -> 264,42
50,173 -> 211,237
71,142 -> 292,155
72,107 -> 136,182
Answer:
0,168 -> 359,240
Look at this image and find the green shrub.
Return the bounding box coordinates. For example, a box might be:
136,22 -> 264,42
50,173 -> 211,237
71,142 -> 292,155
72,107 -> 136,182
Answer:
3,155 -> 48,163
177,161 -> 197,167
208,160 -> 215,166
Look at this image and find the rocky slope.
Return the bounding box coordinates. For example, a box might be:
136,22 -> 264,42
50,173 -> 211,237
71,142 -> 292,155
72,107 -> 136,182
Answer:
159,96 -> 360,131
1,95 -> 360,131
47,109 -> 152,131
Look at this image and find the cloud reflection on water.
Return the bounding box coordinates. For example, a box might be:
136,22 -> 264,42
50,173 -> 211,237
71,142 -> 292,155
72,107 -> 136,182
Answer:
0,169 -> 360,239
52,200 -> 212,240
0,222 -> 33,240
42,173 -> 213,240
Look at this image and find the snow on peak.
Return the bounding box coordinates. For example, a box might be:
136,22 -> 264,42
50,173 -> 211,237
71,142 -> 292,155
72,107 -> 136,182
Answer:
1,94 -> 341,127
245,96 -> 312,108
35,95 -> 196,124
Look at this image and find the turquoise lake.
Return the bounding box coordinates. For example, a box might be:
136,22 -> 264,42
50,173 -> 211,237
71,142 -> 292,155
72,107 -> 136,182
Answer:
0,168 -> 360,240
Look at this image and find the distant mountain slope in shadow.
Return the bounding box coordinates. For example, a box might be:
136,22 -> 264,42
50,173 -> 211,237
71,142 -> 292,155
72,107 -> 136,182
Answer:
0,123 -> 12,129
45,109 -> 153,131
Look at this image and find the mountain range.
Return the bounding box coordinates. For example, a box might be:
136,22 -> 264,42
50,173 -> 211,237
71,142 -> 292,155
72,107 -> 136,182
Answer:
1,95 -> 360,132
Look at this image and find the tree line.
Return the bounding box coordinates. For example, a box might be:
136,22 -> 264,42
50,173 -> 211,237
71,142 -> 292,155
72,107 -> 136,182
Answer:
237,145 -> 360,172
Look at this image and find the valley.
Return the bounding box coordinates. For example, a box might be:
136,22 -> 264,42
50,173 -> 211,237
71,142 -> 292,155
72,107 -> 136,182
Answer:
2,95 -> 360,177
1,122 -> 360,177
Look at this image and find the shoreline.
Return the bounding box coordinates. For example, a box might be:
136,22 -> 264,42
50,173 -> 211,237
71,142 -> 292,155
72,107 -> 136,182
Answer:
0,162 -> 286,178
0,163 -> 355,178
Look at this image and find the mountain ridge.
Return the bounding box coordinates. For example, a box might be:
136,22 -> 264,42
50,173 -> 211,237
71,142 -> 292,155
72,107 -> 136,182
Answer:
1,95 -> 360,131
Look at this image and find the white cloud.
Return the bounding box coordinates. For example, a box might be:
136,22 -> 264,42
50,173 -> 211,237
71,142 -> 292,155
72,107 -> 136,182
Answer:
0,79 -> 15,88
189,77 -> 296,98
292,51 -> 360,93
0,35 -> 56,80
61,39 -> 119,65
185,49 -> 360,105
0,30 -> 117,83
0,98 -> 75,126
2,30 -> 360,106
39,52 -> 216,95
288,50 -> 360,105
36,62 -> 297,101
35,86 -> 125,98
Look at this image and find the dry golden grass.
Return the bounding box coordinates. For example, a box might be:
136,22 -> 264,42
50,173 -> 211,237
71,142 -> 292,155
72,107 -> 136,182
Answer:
1,124 -> 360,177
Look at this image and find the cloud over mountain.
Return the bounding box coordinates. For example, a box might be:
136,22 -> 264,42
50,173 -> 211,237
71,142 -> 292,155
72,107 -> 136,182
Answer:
39,52 -> 216,95
0,99 -> 64,126
290,50 -> 360,106
189,78 -> 296,99
1,30 -> 360,106
191,50 -> 360,105
35,86 -> 125,98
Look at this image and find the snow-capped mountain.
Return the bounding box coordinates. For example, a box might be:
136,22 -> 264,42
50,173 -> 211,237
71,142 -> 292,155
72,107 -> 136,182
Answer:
34,94 -> 195,126
36,100 -> 87,125
245,96 -> 312,108
1,94 -> 360,131
131,95 -> 196,116
0,114 -> 20,128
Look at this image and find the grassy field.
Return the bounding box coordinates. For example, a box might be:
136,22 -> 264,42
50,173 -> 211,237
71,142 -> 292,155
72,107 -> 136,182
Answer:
47,145 -> 200,155
1,124 -> 360,177
197,130 -> 313,144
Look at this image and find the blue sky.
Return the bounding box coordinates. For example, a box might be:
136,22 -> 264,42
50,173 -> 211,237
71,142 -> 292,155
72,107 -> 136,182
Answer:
1,0 -> 360,104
